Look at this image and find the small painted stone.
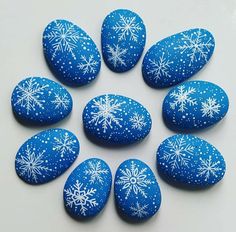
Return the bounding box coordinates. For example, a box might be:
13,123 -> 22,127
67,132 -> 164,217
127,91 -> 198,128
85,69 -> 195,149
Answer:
114,159 -> 161,221
63,158 -> 112,219
156,134 -> 226,188
162,81 -> 229,131
83,94 -> 152,145
101,9 -> 146,72
43,19 -> 101,86
11,77 -> 73,125
15,128 -> 80,185
142,28 -> 215,88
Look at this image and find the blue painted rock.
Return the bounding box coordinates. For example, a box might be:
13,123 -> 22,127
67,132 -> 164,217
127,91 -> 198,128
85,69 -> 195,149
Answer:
156,134 -> 226,188
43,19 -> 101,86
162,81 -> 229,131
15,128 -> 80,185
101,9 -> 146,72
63,158 -> 112,219
83,94 -> 152,145
114,159 -> 161,221
142,28 -> 215,88
11,77 -> 73,125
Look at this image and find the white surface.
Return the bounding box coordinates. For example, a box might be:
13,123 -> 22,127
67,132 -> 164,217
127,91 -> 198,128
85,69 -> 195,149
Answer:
0,0 -> 236,231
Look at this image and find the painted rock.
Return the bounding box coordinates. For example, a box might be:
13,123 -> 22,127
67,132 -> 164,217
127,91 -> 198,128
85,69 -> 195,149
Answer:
11,77 -> 73,125
63,158 -> 112,219
114,159 -> 161,221
162,81 -> 229,131
43,19 -> 101,86
156,134 -> 226,188
142,28 -> 215,88
83,94 -> 152,145
15,128 -> 80,185
101,9 -> 146,72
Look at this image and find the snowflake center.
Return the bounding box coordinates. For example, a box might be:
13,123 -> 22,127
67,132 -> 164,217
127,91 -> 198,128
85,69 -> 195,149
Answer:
129,177 -> 137,184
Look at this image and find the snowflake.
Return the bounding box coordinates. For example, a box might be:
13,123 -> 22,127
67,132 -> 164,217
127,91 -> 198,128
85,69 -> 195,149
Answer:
115,160 -> 152,199
147,53 -> 173,81
197,156 -> 222,181
169,85 -> 197,112
89,95 -> 125,133
64,180 -> 98,216
84,160 -> 109,184
106,44 -> 127,68
52,132 -> 77,157
201,97 -> 221,118
112,14 -> 142,42
130,202 -> 149,218
43,20 -> 88,60
78,55 -> 99,75
129,112 -> 147,131
14,78 -> 48,114
16,145 -> 51,183
51,93 -> 70,110
161,136 -> 195,171
175,28 -> 214,66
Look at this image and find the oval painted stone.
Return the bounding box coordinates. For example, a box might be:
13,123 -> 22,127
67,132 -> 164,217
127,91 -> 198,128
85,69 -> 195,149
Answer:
156,134 -> 226,188
63,158 -> 112,219
162,81 -> 229,131
101,9 -> 146,72
114,159 -> 161,221
43,19 -> 101,86
83,94 -> 152,145
15,128 -> 80,185
11,77 -> 73,125
142,28 -> 215,88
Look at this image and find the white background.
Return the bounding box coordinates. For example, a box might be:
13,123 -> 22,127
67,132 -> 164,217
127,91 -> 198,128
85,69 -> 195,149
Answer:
0,0 -> 236,231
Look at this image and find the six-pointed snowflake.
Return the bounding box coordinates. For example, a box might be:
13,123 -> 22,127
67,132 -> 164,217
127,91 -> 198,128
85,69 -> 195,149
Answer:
112,14 -> 142,42
51,93 -> 70,110
129,112 -> 147,131
78,55 -> 99,75
201,97 -> 221,118
161,136 -> 195,171
84,160 -> 109,184
107,44 -> 127,68
130,202 -> 149,218
64,180 -> 98,216
169,85 -> 197,112
116,161 -> 152,199
89,95 -> 125,133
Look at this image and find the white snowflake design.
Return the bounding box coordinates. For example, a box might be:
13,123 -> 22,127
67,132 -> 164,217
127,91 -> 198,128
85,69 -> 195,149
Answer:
52,132 -> 77,157
14,78 -> 48,114
197,156 -> 222,181
51,93 -> 70,110
64,180 -> 98,216
112,14 -> 142,42
147,53 -> 173,81
107,44 -> 127,68
130,202 -> 149,218
78,55 -> 99,75
43,20 -> 88,60
116,161 -> 152,199
16,145 -> 51,183
175,29 -> 214,66
201,97 -> 221,118
89,95 -> 125,133
161,136 -> 195,171
169,85 -> 197,112
129,112 -> 147,131
84,160 -> 109,184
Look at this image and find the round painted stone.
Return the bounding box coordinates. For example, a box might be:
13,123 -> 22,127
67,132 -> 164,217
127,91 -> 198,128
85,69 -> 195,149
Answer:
162,81 -> 229,131
15,128 -> 80,185
101,9 -> 146,72
63,158 -> 112,219
156,134 -> 226,188
82,94 -> 152,145
11,77 -> 73,125
114,159 -> 161,221
142,28 -> 215,88
43,19 -> 101,86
